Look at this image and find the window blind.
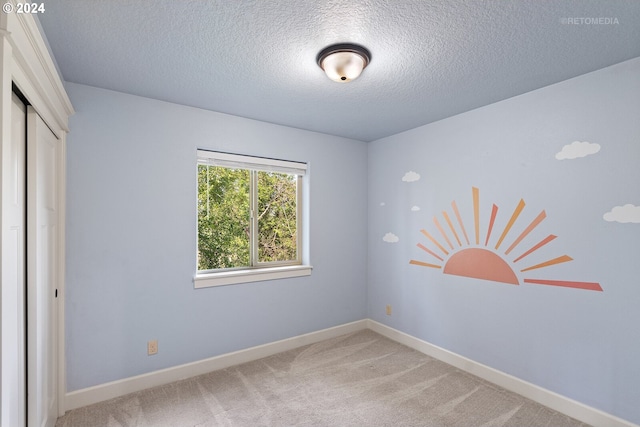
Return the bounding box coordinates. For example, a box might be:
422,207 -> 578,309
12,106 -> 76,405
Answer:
197,150 -> 307,176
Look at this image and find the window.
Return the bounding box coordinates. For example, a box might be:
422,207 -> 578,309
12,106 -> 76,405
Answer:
194,150 -> 311,287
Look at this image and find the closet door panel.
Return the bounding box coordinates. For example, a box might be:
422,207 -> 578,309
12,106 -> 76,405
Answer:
27,106 -> 59,427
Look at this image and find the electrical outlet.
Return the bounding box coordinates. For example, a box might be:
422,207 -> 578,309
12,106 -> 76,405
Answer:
147,339 -> 158,355
386,305 -> 392,316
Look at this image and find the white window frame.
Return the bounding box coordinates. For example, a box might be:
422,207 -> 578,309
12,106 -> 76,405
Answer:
194,150 -> 312,288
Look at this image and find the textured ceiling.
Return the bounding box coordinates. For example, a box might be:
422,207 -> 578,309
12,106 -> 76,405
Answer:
38,1 -> 640,142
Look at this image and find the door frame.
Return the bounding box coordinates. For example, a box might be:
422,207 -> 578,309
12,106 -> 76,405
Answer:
1,3 -> 73,418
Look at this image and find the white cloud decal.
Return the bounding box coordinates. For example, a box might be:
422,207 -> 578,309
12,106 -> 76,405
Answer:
411,206 -> 420,211
603,204 -> 640,223
402,171 -> 420,182
555,141 -> 601,160
383,232 -> 399,243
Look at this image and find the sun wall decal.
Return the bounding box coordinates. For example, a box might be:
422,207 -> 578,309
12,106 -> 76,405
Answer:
409,187 -> 602,291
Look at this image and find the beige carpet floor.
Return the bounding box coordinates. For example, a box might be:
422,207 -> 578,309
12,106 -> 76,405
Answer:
56,329 -> 591,427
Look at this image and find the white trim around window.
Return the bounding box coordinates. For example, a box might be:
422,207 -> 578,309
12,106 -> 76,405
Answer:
195,150 -> 311,288
194,264 -> 313,288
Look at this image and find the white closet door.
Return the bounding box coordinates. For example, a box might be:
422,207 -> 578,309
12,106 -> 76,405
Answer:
1,92 -> 27,427
27,106 -> 59,427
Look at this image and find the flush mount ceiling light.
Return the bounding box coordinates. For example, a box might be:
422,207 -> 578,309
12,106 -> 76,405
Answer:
316,43 -> 371,83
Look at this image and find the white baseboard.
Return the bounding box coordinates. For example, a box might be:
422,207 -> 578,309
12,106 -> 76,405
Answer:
64,319 -> 368,411
65,318 -> 637,427
367,319 -> 638,427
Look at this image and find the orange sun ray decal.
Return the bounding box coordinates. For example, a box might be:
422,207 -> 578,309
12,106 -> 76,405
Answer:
410,260 -> 441,269
409,187 -> 602,292
513,234 -> 556,263
495,199 -> 525,250
520,255 -> 573,272
434,216 -> 454,250
443,211 -> 462,247
473,187 -> 480,244
452,201 -> 470,245
505,210 -> 546,255
485,204 -> 499,247
417,243 -> 444,262
420,229 -> 449,256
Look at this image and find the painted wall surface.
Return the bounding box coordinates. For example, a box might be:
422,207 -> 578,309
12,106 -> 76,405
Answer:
367,57 -> 640,423
64,82 -> 368,391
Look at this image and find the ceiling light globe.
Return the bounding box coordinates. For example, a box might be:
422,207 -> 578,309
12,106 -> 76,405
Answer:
317,44 -> 371,83
322,51 -> 365,83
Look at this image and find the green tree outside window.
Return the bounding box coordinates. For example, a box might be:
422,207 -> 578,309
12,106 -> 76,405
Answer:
197,164 -> 299,271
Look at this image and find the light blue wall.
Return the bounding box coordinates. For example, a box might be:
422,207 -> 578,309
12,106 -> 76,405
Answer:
64,82 -> 368,391
66,56 -> 640,423
367,57 -> 640,424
